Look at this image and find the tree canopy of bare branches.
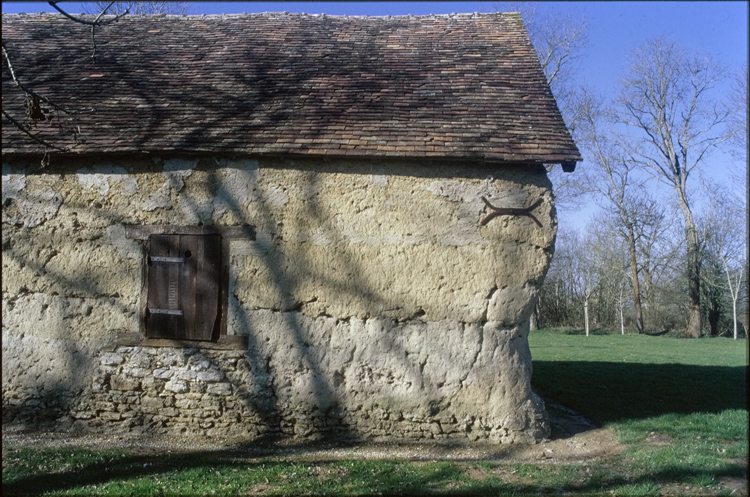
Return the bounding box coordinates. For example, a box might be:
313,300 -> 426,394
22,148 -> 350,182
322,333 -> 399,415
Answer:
80,1 -> 191,16
616,37 -> 731,338
495,2 -> 591,208
727,64 -> 748,163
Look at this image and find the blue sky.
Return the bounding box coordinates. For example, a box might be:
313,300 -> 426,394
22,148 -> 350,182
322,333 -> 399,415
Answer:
5,2 -> 746,74
3,1 -> 748,229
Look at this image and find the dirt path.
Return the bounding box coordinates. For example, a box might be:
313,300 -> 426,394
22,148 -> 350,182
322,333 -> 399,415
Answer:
2,401 -> 626,463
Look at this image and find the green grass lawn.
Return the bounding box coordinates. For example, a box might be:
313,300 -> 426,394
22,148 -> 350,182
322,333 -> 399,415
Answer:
531,329 -> 748,496
3,329 -> 747,496
528,329 -> 748,423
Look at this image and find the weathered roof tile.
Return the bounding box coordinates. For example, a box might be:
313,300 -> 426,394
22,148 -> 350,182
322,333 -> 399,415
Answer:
2,12 -> 581,164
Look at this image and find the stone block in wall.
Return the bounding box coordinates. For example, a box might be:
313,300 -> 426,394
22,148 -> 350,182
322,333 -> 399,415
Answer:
197,369 -> 225,382
125,367 -> 150,378
141,396 -> 164,410
94,401 -> 116,411
110,375 -> 140,391
100,412 -> 123,421
164,380 -> 188,393
176,370 -> 198,381
175,398 -> 201,409
223,409 -> 240,421
198,399 -> 222,411
206,382 -> 232,395
153,369 -> 173,379
140,377 -> 160,392
100,353 -> 125,366
189,383 -> 206,394
187,354 -> 211,370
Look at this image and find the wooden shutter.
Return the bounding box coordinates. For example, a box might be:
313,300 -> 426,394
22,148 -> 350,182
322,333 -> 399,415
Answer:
146,234 -> 221,341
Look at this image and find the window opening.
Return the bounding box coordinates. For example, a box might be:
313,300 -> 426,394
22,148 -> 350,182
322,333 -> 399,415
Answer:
146,234 -> 221,341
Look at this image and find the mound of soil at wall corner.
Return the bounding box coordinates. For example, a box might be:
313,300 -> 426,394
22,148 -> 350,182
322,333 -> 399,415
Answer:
1,401 -> 625,463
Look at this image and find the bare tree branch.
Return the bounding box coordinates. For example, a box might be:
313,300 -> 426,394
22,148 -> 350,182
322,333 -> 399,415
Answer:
2,110 -> 69,152
81,2 -> 191,15
2,43 -> 73,115
48,1 -> 128,25
48,1 -> 129,60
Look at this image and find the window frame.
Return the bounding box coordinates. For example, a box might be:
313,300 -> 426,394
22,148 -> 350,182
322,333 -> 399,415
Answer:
123,225 -> 255,350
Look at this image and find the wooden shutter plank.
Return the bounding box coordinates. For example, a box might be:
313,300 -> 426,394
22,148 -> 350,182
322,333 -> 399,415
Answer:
146,234 -> 221,341
147,234 -> 187,339
178,235 -> 197,340
191,235 -> 221,341
146,234 -> 167,338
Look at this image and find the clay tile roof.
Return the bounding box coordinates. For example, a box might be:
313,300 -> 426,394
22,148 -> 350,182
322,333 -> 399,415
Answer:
1,12 -> 581,164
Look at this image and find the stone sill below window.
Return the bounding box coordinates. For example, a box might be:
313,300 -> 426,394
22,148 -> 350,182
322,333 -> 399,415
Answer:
110,331 -> 249,351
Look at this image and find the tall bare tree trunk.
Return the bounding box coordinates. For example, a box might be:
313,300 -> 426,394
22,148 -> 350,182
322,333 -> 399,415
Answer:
626,223 -> 645,333
680,201 -> 702,338
721,257 -> 743,341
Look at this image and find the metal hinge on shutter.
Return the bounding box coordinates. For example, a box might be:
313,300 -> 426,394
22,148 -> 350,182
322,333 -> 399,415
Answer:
150,256 -> 186,263
149,308 -> 184,316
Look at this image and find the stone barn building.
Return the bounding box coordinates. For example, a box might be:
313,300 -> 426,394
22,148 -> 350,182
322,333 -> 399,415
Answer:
2,12 -> 580,443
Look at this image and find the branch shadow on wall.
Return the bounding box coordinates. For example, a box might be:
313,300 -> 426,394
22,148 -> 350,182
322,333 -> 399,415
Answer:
3,12 -> 560,442
201,164 -> 429,442
2,187 -> 145,427
3,155 -> 558,442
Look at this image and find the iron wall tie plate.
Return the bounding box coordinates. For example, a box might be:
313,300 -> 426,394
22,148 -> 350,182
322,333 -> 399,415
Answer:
480,197 -> 543,227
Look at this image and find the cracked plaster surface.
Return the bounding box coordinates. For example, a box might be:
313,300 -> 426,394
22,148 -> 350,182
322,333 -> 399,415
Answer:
3,157 -> 555,442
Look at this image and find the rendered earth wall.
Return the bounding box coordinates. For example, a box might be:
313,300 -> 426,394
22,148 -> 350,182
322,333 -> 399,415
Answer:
2,156 -> 556,443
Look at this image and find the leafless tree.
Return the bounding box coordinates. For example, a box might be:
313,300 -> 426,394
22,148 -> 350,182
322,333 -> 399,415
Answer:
616,37 -> 731,338
588,219 -> 632,332
576,85 -> 649,333
2,2 -> 131,162
700,181 -> 747,339
496,2 -> 592,209
563,229 -> 600,337
81,1 -> 191,15
633,199 -> 679,312
538,226 -> 580,327
727,64 -> 748,164
499,2 -> 588,103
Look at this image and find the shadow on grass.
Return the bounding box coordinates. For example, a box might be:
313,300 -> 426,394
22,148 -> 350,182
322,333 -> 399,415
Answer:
3,442 -> 747,496
444,463 -> 747,497
532,362 -> 747,425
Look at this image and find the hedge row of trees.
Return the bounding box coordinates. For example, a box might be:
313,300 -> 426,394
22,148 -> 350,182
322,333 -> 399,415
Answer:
536,208 -> 747,338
